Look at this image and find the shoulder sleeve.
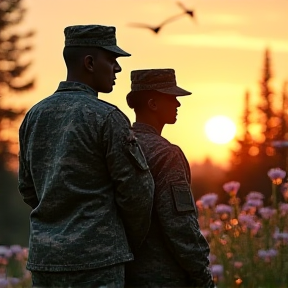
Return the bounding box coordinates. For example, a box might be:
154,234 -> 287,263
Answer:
102,110 -> 154,250
18,115 -> 39,209
154,146 -> 215,287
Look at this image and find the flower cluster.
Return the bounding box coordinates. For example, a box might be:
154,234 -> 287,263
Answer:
0,245 -> 31,288
197,167 -> 288,288
2,167 -> 288,288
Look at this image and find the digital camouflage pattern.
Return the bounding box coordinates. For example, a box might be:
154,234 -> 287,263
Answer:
32,262 -> 125,287
125,122 -> 215,288
64,24 -> 131,57
18,82 -> 154,272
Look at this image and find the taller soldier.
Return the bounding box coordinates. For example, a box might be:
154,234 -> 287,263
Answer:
18,25 -> 154,287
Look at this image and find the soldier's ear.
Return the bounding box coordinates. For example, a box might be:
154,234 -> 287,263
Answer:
84,55 -> 94,72
148,98 -> 157,111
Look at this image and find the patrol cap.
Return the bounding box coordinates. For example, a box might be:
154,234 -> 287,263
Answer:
64,24 -> 131,57
130,68 -> 191,96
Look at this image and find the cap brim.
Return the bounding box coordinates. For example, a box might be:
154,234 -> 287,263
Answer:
102,45 -> 131,57
157,86 -> 191,96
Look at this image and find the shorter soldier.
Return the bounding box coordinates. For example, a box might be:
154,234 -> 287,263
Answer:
125,69 -> 215,288
18,25 -> 154,287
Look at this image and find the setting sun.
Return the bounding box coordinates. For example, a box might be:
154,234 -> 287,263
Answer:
204,115 -> 236,144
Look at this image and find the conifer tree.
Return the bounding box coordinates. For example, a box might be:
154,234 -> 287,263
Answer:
0,0 -> 34,169
227,49 -> 285,203
257,48 -> 281,157
273,81 -> 288,171
231,90 -> 253,166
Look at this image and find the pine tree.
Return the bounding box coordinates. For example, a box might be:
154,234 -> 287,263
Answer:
273,81 -> 288,172
231,90 -> 254,166
257,48 -> 281,158
227,49 -> 286,204
0,0 -> 35,170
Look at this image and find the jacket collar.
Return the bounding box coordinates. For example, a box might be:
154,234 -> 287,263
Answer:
132,122 -> 160,135
57,81 -> 98,98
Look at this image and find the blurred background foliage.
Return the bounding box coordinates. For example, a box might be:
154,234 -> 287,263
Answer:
0,0 -> 34,246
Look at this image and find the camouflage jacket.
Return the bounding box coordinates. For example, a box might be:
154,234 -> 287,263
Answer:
18,82 -> 154,272
125,123 -> 215,288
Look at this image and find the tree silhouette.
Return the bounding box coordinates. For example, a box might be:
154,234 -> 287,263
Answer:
0,0 -> 35,170
0,0 -> 34,246
232,90 -> 254,166
227,48 -> 288,204
274,81 -> 288,171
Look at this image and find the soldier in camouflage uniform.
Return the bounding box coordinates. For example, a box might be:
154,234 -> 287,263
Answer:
125,69 -> 215,288
18,25 -> 154,288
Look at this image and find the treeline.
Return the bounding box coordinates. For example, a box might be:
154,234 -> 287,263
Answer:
227,48 -> 288,205
191,48 -> 288,206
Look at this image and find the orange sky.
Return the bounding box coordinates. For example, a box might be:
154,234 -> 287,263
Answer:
16,0 -> 288,169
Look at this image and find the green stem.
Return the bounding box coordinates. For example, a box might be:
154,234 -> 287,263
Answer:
272,183 -> 277,209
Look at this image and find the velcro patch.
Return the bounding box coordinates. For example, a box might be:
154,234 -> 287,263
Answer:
172,183 -> 195,213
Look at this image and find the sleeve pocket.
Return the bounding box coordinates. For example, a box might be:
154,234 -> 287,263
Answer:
171,182 -> 196,213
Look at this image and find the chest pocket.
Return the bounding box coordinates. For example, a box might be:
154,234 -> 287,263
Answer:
171,182 -> 197,215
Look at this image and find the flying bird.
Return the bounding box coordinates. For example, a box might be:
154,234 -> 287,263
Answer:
128,13 -> 184,34
176,1 -> 196,21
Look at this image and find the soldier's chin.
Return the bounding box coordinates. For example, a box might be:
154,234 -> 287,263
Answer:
101,86 -> 113,93
167,119 -> 177,124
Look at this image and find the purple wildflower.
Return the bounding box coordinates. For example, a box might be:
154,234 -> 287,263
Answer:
209,254 -> 217,264
259,207 -> 276,220
215,204 -> 232,214
238,214 -> 254,224
273,230 -> 288,241
267,168 -> 286,185
246,191 -> 265,200
211,264 -> 224,277
0,278 -> 8,288
279,203 -> 288,216
244,199 -> 263,208
200,193 -> 218,208
10,245 -> 22,255
258,249 -> 278,259
8,278 -> 20,286
210,220 -> 223,231
0,246 -> 12,258
238,214 -> 261,231
223,181 -> 240,197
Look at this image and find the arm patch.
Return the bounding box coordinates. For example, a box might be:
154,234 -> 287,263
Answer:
171,183 -> 195,213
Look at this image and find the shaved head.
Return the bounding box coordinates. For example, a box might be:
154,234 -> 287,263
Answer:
63,46 -> 99,70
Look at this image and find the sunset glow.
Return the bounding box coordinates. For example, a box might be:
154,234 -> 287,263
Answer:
20,0 -> 288,168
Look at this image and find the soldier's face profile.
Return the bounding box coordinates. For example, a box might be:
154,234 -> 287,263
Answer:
92,48 -> 121,93
154,93 -> 181,125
